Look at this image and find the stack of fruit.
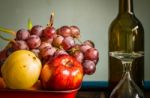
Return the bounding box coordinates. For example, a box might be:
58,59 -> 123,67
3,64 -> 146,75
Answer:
0,13 -> 99,91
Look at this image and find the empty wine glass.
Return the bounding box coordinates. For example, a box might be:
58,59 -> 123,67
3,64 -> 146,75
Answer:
109,51 -> 144,98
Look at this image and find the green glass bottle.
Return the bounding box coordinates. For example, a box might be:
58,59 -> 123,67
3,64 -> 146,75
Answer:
108,0 -> 144,91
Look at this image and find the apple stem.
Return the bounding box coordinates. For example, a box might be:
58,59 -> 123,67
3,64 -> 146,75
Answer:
0,27 -> 16,36
66,61 -> 73,67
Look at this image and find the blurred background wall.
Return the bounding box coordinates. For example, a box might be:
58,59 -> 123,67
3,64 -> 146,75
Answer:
0,0 -> 149,81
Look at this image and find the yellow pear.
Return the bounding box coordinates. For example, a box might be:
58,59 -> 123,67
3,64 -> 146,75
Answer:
1,50 -> 41,89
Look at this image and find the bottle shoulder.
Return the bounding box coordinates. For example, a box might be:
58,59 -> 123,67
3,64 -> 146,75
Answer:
109,14 -> 144,31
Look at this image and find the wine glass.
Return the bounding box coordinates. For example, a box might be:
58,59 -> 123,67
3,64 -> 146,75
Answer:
109,51 -> 144,98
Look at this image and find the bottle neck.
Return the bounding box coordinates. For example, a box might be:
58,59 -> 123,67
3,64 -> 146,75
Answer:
119,0 -> 134,15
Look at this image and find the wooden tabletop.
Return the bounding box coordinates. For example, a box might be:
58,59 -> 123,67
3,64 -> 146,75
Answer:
76,90 -> 150,98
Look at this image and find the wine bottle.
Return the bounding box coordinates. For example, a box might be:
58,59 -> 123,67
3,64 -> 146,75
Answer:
108,0 -> 144,91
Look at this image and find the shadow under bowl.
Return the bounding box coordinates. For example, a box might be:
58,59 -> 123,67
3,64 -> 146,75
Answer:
0,88 -> 79,98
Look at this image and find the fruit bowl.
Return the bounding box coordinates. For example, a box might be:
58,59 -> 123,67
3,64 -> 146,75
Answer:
0,13 -> 99,98
0,76 -> 80,98
0,88 -> 79,98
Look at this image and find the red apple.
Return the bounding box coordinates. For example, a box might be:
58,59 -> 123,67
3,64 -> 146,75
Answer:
40,54 -> 83,90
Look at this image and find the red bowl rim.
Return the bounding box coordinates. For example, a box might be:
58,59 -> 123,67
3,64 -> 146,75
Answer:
0,87 -> 80,93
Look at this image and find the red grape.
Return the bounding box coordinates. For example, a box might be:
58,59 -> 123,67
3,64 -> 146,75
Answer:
12,40 -> 29,50
80,44 -> 92,53
31,25 -> 44,37
41,36 -> 54,44
93,58 -> 99,65
83,40 -> 95,48
52,35 -> 64,48
61,36 -> 75,50
39,42 -> 52,50
43,26 -> 56,39
54,49 -> 68,57
84,48 -> 99,61
57,26 -> 72,37
40,46 -> 56,60
82,60 -> 96,75
26,35 -> 41,49
16,29 -> 30,40
72,51 -> 84,63
70,25 -> 80,38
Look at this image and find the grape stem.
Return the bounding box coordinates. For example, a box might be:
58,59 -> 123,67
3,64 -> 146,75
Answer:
0,27 -> 16,36
48,12 -> 54,27
67,47 -> 79,55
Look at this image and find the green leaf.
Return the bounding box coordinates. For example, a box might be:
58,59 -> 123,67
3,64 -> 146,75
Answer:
28,18 -> 33,30
0,27 -> 16,35
0,34 -> 15,43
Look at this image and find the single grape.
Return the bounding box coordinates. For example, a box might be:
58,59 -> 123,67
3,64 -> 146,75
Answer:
12,40 -> 29,50
82,60 -> 96,75
40,36 -> 54,44
72,51 -> 84,63
52,35 -> 64,48
43,26 -> 56,39
54,49 -> 68,57
57,26 -> 72,37
26,35 -> 41,49
31,25 -> 44,37
93,58 -> 99,65
16,29 -> 30,40
40,46 -> 56,60
70,25 -> 80,38
84,48 -> 99,61
83,40 -> 95,48
80,44 -> 92,53
61,36 -> 75,50
39,42 -> 52,50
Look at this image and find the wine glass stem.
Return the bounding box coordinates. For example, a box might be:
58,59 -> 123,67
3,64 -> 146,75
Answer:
122,60 -> 133,72
121,60 -> 133,80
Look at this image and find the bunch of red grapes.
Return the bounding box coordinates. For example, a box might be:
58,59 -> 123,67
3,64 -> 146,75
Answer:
5,18 -> 99,75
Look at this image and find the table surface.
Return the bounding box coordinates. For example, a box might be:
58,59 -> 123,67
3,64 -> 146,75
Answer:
76,90 -> 150,98
0,88 -> 149,98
